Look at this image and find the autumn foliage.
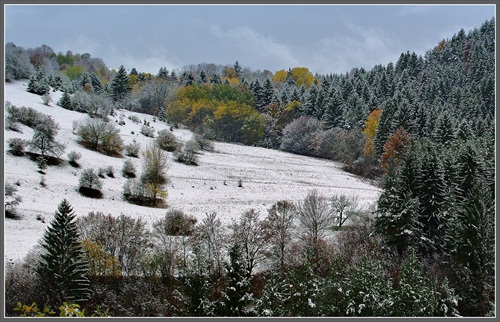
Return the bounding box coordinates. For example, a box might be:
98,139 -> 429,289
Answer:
380,127 -> 411,171
362,109 -> 382,157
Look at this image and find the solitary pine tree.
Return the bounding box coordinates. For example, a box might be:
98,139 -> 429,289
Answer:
36,199 -> 91,307
58,91 -> 72,109
110,65 -> 130,102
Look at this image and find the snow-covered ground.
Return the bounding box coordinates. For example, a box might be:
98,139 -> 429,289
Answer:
3,80 -> 381,264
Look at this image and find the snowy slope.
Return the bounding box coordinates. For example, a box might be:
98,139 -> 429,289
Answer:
3,80 -> 381,264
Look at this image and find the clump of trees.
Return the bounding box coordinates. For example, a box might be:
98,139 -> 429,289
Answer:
5,191 -> 461,317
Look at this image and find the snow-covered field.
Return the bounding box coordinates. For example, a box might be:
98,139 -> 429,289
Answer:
3,80 -> 381,264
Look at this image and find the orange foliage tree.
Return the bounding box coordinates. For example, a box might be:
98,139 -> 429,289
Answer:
380,127 -> 411,171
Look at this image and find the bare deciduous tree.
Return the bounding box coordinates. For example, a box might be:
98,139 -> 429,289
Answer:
263,200 -> 296,271
230,209 -> 270,277
331,194 -> 361,228
295,189 -> 333,251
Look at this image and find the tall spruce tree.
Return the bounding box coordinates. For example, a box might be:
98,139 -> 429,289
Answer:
36,199 -> 90,307
110,65 -> 130,102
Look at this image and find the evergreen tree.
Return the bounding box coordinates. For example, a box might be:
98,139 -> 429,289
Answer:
157,66 -> 169,79
27,68 -> 50,95
58,91 -> 72,109
110,65 -> 130,102
303,84 -> 318,117
221,242 -> 253,316
416,142 -> 447,254
198,70 -> 207,84
79,71 -> 103,93
36,199 -> 91,307
210,73 -> 221,84
233,60 -> 242,79
262,78 -> 275,109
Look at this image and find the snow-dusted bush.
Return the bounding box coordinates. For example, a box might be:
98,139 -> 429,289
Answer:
105,165 -> 114,178
97,167 -> 106,178
7,138 -> 26,156
5,182 -> 22,219
76,117 -> 123,156
78,168 -> 103,198
41,93 -> 52,106
124,141 -> 141,157
195,133 -> 214,152
140,124 -> 155,138
67,150 -> 81,167
156,129 -> 178,152
36,156 -> 48,173
128,115 -> 140,124
174,139 -> 199,165
122,159 -> 137,178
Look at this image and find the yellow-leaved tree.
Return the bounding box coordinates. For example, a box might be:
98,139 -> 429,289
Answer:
363,109 -> 382,157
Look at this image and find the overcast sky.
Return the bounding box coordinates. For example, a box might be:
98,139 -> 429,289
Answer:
4,4 -> 495,75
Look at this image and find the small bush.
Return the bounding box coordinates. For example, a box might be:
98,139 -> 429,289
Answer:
67,151 -> 82,167
174,139 -> 199,165
7,138 -> 26,156
6,117 -> 22,132
36,156 -> 48,173
40,176 -> 47,188
128,115 -> 140,124
5,182 -> 22,219
78,168 -> 103,198
97,167 -> 106,178
122,159 -> 136,178
140,124 -> 155,138
41,93 -> 52,106
195,133 -> 215,152
156,129 -> 178,152
124,141 -> 141,157
105,166 -> 114,178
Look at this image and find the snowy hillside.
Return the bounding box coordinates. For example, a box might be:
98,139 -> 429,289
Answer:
4,80 -> 381,264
